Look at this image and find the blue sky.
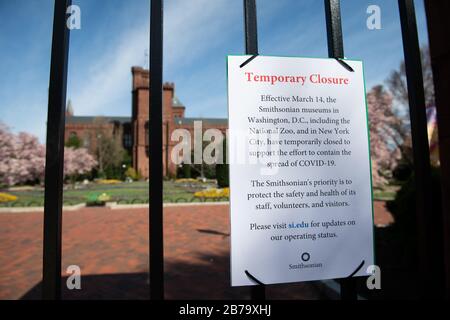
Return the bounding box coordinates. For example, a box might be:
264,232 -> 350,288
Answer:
0,0 -> 429,143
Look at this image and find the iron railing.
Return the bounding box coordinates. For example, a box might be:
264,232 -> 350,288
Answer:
41,0 -> 439,300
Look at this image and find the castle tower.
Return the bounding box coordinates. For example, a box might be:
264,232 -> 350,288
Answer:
66,99 -> 74,117
131,67 -> 177,178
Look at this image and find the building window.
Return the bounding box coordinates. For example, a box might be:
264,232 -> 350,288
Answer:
123,133 -> 132,148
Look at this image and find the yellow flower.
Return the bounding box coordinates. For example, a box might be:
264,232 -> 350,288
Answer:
97,193 -> 111,202
0,192 -> 18,203
175,178 -> 199,183
194,188 -> 229,198
96,179 -> 121,184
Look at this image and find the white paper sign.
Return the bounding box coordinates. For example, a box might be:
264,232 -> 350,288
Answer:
227,55 -> 374,286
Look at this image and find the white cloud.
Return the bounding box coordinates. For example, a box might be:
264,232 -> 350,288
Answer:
68,0 -> 241,118
163,0 -> 243,78
69,24 -> 149,116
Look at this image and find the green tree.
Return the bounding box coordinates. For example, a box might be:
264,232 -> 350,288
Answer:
94,118 -> 126,179
125,167 -> 138,180
386,45 -> 435,173
387,167 -> 442,266
65,135 -> 82,149
386,46 -> 435,108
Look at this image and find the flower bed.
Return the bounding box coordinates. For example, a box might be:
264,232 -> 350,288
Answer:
175,178 -> 200,184
194,187 -> 229,199
96,179 -> 122,185
0,192 -> 18,203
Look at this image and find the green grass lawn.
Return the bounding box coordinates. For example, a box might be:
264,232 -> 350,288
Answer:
1,181 -> 399,207
0,181 -> 223,207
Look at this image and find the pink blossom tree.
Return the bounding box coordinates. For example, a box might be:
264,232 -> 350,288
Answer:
0,123 -> 19,185
64,147 -> 98,178
0,123 -> 97,186
367,85 -> 403,187
0,124 -> 45,186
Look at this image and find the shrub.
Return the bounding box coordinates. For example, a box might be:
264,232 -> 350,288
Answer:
86,192 -> 111,206
177,163 -> 192,179
216,163 -> 229,188
392,160 -> 413,182
125,167 -> 138,180
103,166 -> 123,180
387,167 -> 442,266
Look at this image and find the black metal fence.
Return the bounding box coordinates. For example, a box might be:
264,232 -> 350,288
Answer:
41,0 -> 441,300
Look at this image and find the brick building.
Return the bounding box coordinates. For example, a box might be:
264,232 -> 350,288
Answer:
65,66 -> 227,178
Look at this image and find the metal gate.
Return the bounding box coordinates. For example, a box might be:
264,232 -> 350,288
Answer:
41,0 -> 441,300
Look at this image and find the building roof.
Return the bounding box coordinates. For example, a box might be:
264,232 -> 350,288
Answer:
174,117 -> 228,126
66,115 -> 228,126
172,96 -> 184,107
66,99 -> 74,116
66,116 -> 131,125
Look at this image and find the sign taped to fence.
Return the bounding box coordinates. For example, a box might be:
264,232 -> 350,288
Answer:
227,55 -> 374,286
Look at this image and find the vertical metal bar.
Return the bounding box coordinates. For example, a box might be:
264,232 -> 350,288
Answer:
424,0 -> 450,299
324,0 -> 357,300
398,0 -> 442,298
250,284 -> 265,301
42,0 -> 71,300
244,0 -> 258,55
149,0 -> 164,300
244,0 -> 264,301
340,278 -> 357,300
324,0 -> 344,59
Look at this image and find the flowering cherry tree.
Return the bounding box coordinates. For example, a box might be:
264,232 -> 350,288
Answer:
367,85 -> 402,187
0,124 -> 96,186
64,147 -> 98,177
0,125 -> 45,186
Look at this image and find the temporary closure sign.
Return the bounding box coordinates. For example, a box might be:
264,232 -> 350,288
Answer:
227,55 -> 374,286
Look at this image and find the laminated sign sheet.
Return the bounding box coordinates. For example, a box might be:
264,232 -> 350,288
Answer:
227,55 -> 374,286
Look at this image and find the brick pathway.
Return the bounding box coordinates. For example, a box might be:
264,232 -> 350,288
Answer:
0,201 -> 392,300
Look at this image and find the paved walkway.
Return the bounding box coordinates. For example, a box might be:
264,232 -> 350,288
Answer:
0,202 -> 392,300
